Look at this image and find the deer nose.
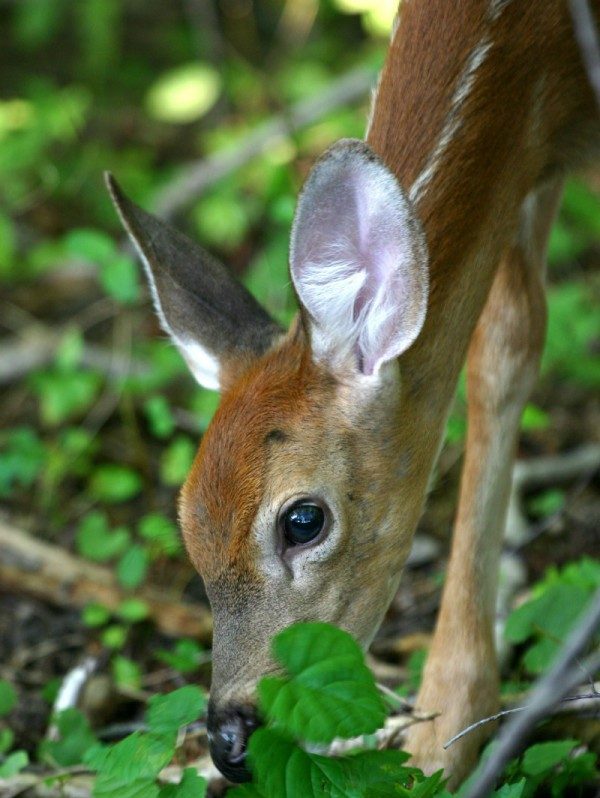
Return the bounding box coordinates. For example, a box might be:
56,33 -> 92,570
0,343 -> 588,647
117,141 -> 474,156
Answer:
208,706 -> 259,783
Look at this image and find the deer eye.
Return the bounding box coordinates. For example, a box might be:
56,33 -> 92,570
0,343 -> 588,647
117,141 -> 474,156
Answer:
282,502 -> 325,546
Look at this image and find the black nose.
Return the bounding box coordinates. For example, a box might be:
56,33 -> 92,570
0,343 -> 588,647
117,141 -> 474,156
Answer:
208,705 -> 260,783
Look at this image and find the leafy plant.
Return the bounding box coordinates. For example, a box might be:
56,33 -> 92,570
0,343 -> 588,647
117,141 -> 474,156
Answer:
505,558 -> 600,674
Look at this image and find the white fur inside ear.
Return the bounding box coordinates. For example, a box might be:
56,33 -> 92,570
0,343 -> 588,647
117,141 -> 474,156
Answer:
179,340 -> 220,391
130,235 -> 221,391
290,140 -> 428,376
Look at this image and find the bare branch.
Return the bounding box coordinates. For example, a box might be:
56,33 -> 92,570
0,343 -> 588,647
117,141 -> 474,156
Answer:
152,66 -> 376,219
463,588 -> 600,798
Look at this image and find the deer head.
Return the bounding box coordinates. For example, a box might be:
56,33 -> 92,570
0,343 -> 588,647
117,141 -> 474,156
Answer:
107,138 -> 429,782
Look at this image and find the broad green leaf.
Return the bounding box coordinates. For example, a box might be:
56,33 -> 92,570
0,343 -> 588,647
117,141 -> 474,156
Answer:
160,436 -> 195,486
144,396 -> 175,439
259,623 -> 386,743
94,773 -> 159,798
158,767 -> 207,798
522,739 -> 578,776
76,511 -> 131,561
88,465 -> 142,503
117,544 -> 148,589
521,404 -> 549,432
85,731 -> 174,781
0,750 -> 28,777
0,426 -> 46,497
527,488 -> 565,518
146,686 -> 206,736
65,228 -> 115,263
100,253 -> 139,304
40,708 -> 97,766
0,680 -> 17,716
492,780 -> 526,798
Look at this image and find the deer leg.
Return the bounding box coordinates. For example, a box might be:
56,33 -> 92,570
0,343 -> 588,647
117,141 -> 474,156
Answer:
405,179 -> 564,787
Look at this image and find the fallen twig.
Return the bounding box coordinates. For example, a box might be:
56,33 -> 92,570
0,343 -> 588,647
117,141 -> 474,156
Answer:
444,684 -> 600,749
463,588 -> 600,798
152,65 -> 376,219
0,519 -> 212,641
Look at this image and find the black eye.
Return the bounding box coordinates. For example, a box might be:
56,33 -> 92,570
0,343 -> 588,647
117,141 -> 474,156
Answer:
283,502 -> 325,546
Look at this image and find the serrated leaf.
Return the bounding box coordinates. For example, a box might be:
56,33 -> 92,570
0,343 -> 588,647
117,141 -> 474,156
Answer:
40,708 -> 97,766
522,739 -> 578,776
93,772 -> 160,798
260,623 -> 385,743
85,731 -> 174,781
159,768 -> 207,798
146,686 -> 206,736
493,778 -> 526,797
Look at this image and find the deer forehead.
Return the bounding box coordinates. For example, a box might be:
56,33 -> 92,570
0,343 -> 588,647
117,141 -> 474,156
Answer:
178,336 -> 341,583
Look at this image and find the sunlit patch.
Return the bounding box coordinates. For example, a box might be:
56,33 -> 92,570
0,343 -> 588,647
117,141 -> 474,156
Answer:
331,0 -> 397,36
145,63 -> 221,124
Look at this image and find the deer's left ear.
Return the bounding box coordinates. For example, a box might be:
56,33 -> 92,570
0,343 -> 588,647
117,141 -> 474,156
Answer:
290,139 -> 428,377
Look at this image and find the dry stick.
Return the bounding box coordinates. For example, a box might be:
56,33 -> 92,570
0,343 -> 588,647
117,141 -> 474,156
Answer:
463,588 -> 600,798
444,689 -> 600,749
152,65 -> 376,220
569,0 -> 600,107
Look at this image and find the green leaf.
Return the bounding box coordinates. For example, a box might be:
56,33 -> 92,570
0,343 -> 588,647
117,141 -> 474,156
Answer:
156,639 -> 204,674
527,488 -> 565,518
117,598 -> 149,623
158,767 -> 207,798
100,253 -> 139,304
160,436 -> 195,486
492,780 -> 526,798
246,728 -> 414,798
101,624 -> 128,650
85,731 -> 174,781
76,511 -> 131,561
30,369 -> 102,426
94,774 -> 159,798
88,465 -> 142,503
259,622 -> 386,744
138,513 -> 181,557
0,680 -> 17,716
112,656 -> 142,691
522,739 -> 578,776
144,396 -> 175,439
65,228 -> 115,264
0,426 -> 46,497
116,544 -> 148,589
40,708 -> 97,766
146,686 -> 206,736
82,602 -> 111,628
520,404 -> 550,432
0,728 -> 14,754
0,750 -> 28,777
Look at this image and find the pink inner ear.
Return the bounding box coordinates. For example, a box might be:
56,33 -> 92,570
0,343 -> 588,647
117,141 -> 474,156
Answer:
290,140 -> 428,375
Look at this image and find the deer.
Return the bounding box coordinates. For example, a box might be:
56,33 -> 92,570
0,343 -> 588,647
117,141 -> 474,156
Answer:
106,0 -> 599,787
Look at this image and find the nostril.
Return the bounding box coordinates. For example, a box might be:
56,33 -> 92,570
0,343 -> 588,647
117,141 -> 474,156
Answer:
217,716 -> 247,763
208,707 -> 260,783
